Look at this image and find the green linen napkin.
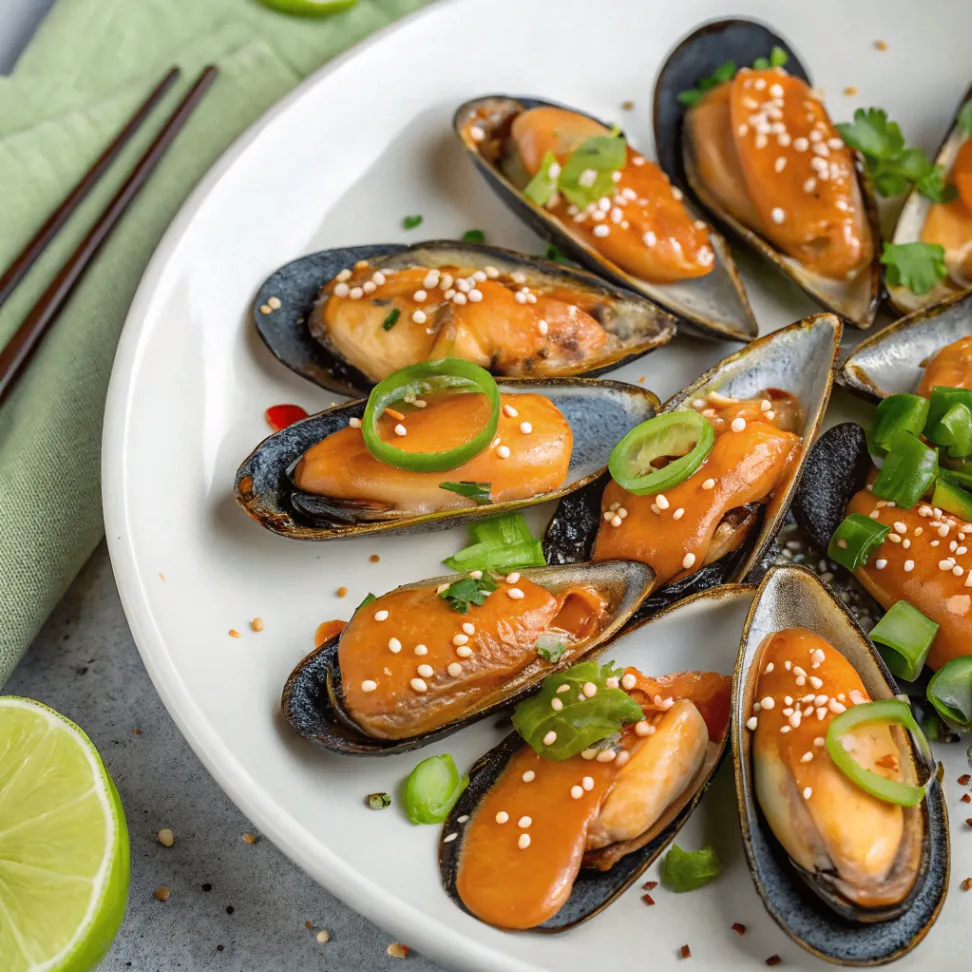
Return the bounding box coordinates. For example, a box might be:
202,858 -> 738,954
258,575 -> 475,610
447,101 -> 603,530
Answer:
0,0 -> 433,685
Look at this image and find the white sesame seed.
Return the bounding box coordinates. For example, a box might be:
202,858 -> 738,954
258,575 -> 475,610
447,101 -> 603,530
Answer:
519,422 -> 533,435
349,287 -> 363,300
542,730 -> 557,746
361,680 -> 377,693
414,644 -> 428,655
682,553 -> 697,570
610,515 -> 622,527
731,417 -> 747,432
333,282 -> 350,297
904,560 -> 915,572
581,749 -> 597,760
596,749 -> 617,763
504,572 -> 520,584
374,610 -> 389,622
746,716 -> 758,730
701,478 -> 715,490
452,634 -> 469,646
593,225 -> 610,238
497,445 -> 511,459
388,638 -> 402,653
771,207 -> 786,224
453,292 -> 468,305
875,559 -> 887,569
551,697 -> 563,711
643,230 -> 657,247
760,696 -> 775,710
774,156 -> 787,173
469,124 -> 485,142
336,269 -> 352,282
412,290 -> 427,303
349,416 -> 362,428
447,662 -> 462,677
456,646 -> 473,658
802,787 -> 813,800
417,664 -> 434,678
583,681 -> 597,698
570,785 -> 584,799
538,319 -> 549,336
673,508 -> 685,520
518,834 -> 531,849
502,404 -> 519,419
394,423 -> 407,437
656,494 -> 670,510
410,678 -> 428,693
521,771 -> 536,784
495,811 -> 509,824
621,673 -> 637,690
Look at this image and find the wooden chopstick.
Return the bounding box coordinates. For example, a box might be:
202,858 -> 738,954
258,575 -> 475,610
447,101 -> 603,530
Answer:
0,66 -> 218,408
0,67 -> 181,311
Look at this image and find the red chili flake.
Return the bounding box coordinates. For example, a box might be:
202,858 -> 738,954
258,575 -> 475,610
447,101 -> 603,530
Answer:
641,880 -> 658,891
641,893 -> 655,906
961,794 -> 971,804
958,774 -> 971,786
266,404 -> 309,432
680,945 -> 691,959
766,958 -> 782,968
731,923 -> 746,935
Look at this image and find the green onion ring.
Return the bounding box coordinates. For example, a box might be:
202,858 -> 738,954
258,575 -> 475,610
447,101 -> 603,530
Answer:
608,411 -> 714,495
361,359 -> 500,473
825,699 -> 927,806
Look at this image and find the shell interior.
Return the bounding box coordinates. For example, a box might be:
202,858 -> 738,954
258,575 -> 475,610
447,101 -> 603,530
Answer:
841,289 -> 972,401
542,313 -> 841,605
280,560 -> 655,756
732,564 -> 948,965
439,584 -> 753,932
254,239 -> 675,397
653,18 -> 881,328
235,377 -> 660,541
454,95 -> 758,342
887,84 -> 972,315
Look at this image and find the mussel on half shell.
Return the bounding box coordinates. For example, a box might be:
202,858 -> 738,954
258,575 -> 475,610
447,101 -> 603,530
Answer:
886,84 -> 972,316
733,564 -> 948,965
235,377 -> 659,541
253,240 -> 675,397
454,95 -> 758,342
543,313 -> 840,621
281,560 -> 654,756
653,18 -> 882,328
439,584 -> 751,931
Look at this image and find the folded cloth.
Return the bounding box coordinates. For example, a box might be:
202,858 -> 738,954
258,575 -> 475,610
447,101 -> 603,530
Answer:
0,0 -> 432,685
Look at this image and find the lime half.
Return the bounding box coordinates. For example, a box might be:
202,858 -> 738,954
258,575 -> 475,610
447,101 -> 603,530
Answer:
0,697 -> 130,972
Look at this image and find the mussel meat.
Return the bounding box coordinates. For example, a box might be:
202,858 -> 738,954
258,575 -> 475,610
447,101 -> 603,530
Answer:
654,18 -> 881,327
454,95 -> 757,342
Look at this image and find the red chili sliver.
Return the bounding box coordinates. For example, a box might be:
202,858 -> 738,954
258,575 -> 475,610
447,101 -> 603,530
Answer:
266,404 -> 309,431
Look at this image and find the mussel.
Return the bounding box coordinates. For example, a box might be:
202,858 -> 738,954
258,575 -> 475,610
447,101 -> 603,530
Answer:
439,584 -> 751,931
253,239 -> 675,397
842,289 -> 972,401
236,377 -> 659,541
453,95 -> 757,342
281,560 -> 654,756
887,84 -> 972,315
733,564 -> 948,965
543,313 -> 840,618
653,18 -> 882,328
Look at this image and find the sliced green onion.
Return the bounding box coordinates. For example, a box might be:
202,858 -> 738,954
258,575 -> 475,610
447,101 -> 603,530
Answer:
382,308 -> 400,331
661,844 -> 723,892
932,471 -> 972,521
461,229 -> 486,243
558,133 -> 627,210
825,700 -> 927,806
608,411 -> 714,496
367,792 -> 392,810
403,754 -> 468,824
827,513 -> 889,571
926,386 -> 972,431
535,634 -> 566,663
362,360 -> 500,472
524,150 -> 560,207
871,431 -> 938,508
927,402 -> 972,458
438,481 -> 492,505
511,660 -> 642,761
869,394 -> 928,455
443,512 -> 546,573
921,710 -> 944,742
926,656 -> 972,728
870,601 -> 938,682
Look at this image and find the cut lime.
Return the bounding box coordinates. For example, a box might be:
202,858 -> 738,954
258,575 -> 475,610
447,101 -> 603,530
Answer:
0,697 -> 130,972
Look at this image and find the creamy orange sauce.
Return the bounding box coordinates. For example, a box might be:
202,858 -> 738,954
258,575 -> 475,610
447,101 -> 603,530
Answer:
507,106 -> 714,283
455,667 -> 730,929
320,261 -> 608,382
748,629 -> 906,899
293,392 -> 572,513
922,137 -> 972,288
687,68 -> 872,280
916,335 -> 972,396
847,488 -> 972,670
339,577 -> 607,740
592,391 -> 801,585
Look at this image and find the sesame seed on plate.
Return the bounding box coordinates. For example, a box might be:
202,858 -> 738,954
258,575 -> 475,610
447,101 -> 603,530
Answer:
462,621 -> 475,635
596,749 -> 617,762
656,494 -> 670,510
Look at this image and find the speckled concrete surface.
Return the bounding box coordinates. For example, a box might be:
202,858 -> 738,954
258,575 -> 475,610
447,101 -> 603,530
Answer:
7,543 -> 448,972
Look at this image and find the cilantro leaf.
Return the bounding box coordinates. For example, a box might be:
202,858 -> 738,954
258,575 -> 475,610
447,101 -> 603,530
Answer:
836,108 -> 905,160
438,573 -> 498,614
438,481 -> 492,504
914,165 -> 958,204
881,242 -> 948,296
535,634 -> 566,663
678,50 -> 787,106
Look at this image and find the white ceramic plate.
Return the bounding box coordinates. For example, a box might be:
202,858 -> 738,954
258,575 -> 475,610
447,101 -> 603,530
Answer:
103,1 -> 972,968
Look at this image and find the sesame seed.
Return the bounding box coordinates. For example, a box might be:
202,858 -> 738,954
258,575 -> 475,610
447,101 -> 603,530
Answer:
374,610 -> 389,621
701,478 -> 715,490
518,834 -> 531,849
875,559 -> 887,569
571,785 -> 583,799
551,697 -> 564,711
771,207 -> 786,224
521,770 -> 536,783
673,508 -> 685,520
682,553 -> 697,569
447,663 -> 461,677
394,423 -> 407,437
731,417 -> 747,432
542,730 -> 557,746
503,404 -> 519,418
453,292 -> 468,305
656,494 -> 670,510
746,716 -> 759,730
803,787 -> 813,800
452,634 -> 469,646
621,673 -> 637,691
470,124 -> 485,141
361,680 -> 377,693
774,156 -> 787,172
410,678 -> 428,693
538,320 -> 548,336
593,225 -> 610,238
414,644 -> 428,655
456,646 -> 473,657
611,515 -> 622,527
388,638 -> 402,653
349,287 -> 363,300
643,230 -> 657,247
349,416 -> 362,429
904,560 -> 915,572
760,696 -> 775,710
519,421 -> 533,434
495,811 -> 509,824
583,681 -> 598,698
596,749 -> 617,763
497,445 -> 511,459
507,587 -> 524,600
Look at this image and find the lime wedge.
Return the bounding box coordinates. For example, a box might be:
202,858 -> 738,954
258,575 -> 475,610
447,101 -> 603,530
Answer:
0,697 -> 129,972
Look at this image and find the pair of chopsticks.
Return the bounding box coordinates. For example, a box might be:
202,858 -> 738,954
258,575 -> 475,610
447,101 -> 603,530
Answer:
0,65 -> 219,407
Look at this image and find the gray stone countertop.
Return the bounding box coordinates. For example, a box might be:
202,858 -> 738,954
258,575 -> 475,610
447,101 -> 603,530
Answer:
8,543 -> 446,972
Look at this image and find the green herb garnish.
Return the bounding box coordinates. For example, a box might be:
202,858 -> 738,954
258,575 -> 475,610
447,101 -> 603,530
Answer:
461,229 -> 486,243
677,49 -> 787,107
524,150 -> 560,207
511,660 -> 642,760
438,573 -> 498,614
837,108 -> 956,202
557,134 -> 627,209
438,481 -> 492,505
355,592 -> 377,613
366,792 -> 392,810
880,241 -> 948,296
662,844 -> 723,892
382,308 -> 401,331
544,242 -> 570,264
402,214 -> 423,230
535,634 -> 566,663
